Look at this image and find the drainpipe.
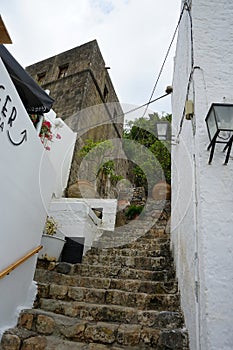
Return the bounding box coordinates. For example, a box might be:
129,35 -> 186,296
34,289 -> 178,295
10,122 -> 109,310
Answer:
193,142 -> 201,350
185,1 -> 202,346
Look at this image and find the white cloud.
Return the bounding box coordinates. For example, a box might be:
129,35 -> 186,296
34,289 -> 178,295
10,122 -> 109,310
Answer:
1,0 -> 181,115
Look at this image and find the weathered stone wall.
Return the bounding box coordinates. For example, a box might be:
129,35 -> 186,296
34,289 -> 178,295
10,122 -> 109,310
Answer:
25,40 -> 122,126
26,40 -> 95,83
37,71 -> 87,120
26,40 -> 126,190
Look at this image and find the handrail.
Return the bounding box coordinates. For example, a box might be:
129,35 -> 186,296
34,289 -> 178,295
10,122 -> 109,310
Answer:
0,245 -> 43,280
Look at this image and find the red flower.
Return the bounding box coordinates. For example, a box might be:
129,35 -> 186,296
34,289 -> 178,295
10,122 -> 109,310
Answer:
38,117 -> 62,151
43,121 -> 51,128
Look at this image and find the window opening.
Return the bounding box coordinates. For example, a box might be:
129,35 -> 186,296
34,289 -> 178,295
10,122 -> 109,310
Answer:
37,72 -> 46,85
58,64 -> 69,79
103,85 -> 109,101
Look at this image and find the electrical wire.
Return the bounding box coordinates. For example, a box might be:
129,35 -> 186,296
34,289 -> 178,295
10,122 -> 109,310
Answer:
64,92 -> 171,137
127,1 -> 189,146
176,2 -> 195,140
141,1 -> 188,118
50,3 -> 189,138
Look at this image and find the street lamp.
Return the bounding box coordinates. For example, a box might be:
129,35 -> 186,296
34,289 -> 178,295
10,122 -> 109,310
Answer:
205,103 -> 233,164
155,121 -> 171,141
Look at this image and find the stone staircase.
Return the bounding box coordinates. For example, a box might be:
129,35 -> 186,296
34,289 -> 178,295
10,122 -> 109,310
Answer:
0,200 -> 189,349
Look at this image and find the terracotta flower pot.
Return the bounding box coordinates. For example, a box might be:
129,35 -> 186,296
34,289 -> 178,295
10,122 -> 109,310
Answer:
67,180 -> 96,198
152,181 -> 171,200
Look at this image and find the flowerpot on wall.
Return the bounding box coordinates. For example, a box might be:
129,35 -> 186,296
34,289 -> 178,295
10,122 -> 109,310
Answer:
67,180 -> 96,198
38,232 -> 66,262
152,181 -> 171,200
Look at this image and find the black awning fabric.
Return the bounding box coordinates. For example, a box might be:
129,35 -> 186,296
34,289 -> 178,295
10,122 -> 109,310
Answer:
0,44 -> 54,113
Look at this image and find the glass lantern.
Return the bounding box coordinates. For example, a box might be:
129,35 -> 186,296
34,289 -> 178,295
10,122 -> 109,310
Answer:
155,121 -> 170,141
205,103 -> 233,164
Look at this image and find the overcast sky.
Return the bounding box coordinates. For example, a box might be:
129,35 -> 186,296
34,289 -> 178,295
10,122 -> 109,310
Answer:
1,0 -> 181,122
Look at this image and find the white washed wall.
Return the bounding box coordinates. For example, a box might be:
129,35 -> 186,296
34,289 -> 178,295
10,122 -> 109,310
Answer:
44,111 -> 77,198
49,199 -> 102,254
75,198 -> 118,231
172,1 -> 233,349
0,58 -> 55,336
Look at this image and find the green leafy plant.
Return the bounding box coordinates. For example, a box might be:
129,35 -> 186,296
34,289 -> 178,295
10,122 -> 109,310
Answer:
125,205 -> 144,220
110,174 -> 124,186
78,139 -> 122,183
123,112 -> 171,194
101,160 -> 115,176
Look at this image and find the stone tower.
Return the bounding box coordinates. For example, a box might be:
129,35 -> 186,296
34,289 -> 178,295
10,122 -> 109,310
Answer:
26,40 -> 125,191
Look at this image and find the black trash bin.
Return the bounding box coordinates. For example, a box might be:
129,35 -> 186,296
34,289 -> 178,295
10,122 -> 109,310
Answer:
61,237 -> 85,263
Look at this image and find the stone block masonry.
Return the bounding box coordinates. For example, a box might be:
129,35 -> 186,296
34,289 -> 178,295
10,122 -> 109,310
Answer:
26,40 -> 126,189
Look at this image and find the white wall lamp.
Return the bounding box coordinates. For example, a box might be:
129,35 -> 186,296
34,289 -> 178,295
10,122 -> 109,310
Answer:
205,103 -> 233,164
155,121 -> 171,141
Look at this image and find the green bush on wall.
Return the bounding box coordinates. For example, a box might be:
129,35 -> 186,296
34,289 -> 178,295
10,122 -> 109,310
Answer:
125,205 -> 144,220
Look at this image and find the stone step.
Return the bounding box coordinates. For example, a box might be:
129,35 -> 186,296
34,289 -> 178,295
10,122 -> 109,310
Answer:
86,242 -> 170,258
93,234 -> 170,249
93,227 -> 168,238
129,238 -> 170,250
99,226 -> 167,238
35,263 -> 176,282
118,239 -> 169,251
92,222 -> 168,233
112,225 -> 168,237
82,255 -> 169,270
1,337 -> 188,350
35,271 -> 178,294
1,309 -> 188,349
36,283 -> 180,310
38,296 -> 181,322
18,309 -> 183,332
31,306 -> 184,330
0,200 -> 189,350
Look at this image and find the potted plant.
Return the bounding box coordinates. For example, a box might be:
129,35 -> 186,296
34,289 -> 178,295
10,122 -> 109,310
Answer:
38,216 -> 65,262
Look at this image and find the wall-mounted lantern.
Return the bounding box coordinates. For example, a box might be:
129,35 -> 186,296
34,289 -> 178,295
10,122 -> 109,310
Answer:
205,103 -> 233,164
155,121 -> 171,141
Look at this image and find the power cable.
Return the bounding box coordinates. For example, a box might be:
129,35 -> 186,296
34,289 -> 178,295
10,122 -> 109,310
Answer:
141,1 -> 188,118
176,2 -> 195,140
66,92 -> 171,136
49,4 -> 188,138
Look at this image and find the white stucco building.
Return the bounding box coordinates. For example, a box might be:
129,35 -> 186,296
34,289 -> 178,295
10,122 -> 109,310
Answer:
171,1 -> 233,349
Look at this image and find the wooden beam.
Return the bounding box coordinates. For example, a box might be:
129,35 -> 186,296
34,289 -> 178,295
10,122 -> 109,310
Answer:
0,15 -> 12,44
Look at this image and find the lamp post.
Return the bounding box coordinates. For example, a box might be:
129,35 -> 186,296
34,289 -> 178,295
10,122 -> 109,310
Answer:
205,103 -> 233,164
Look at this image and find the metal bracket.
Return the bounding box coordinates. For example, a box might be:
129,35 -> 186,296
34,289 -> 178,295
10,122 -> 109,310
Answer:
223,135 -> 233,165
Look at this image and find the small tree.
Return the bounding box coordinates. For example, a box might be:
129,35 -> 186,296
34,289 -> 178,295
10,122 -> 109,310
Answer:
123,112 -> 171,194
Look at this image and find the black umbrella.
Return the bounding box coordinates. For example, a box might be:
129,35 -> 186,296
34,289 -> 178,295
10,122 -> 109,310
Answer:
0,44 -> 54,113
